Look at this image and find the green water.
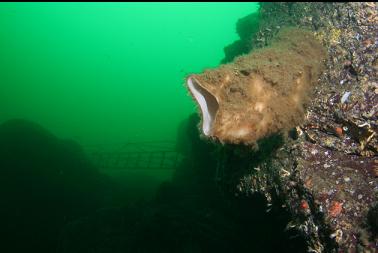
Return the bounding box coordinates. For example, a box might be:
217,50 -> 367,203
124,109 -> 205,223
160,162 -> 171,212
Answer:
0,2 -> 259,145
0,3 -> 274,253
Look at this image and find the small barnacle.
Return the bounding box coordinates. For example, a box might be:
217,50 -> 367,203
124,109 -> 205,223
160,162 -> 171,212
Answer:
296,126 -> 304,136
280,168 -> 291,177
330,229 -> 343,243
341,91 -> 351,104
343,177 -> 350,182
285,221 -> 298,232
358,122 -> 370,128
310,149 -> 318,155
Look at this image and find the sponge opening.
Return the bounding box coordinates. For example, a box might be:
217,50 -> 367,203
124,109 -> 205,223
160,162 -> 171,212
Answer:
187,76 -> 219,136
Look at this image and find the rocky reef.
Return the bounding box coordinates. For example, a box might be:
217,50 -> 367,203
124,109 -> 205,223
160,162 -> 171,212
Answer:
210,2 -> 377,253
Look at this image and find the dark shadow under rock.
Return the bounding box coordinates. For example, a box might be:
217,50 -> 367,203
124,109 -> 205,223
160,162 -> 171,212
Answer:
0,119 -> 113,253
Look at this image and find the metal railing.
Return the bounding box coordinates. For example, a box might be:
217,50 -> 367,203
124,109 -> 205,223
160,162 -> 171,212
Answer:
85,141 -> 184,170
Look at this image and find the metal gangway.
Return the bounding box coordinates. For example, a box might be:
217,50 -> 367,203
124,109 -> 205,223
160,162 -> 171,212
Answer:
85,141 -> 184,171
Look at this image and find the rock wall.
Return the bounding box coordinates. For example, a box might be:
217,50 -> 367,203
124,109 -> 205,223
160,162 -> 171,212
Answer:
220,3 -> 377,252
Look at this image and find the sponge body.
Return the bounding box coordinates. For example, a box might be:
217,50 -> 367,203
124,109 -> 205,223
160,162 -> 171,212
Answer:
187,28 -> 326,145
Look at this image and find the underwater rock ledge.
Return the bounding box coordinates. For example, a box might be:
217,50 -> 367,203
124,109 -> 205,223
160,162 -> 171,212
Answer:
187,27 -> 326,146
192,2 -> 377,253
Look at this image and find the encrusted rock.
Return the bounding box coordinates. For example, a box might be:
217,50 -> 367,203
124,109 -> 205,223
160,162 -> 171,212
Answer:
217,2 -> 377,252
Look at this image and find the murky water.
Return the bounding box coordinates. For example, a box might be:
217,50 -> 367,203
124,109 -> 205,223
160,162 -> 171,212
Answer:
0,3 -> 300,253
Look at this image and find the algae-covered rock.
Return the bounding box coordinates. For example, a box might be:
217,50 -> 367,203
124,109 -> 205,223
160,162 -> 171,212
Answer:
213,2 -> 377,253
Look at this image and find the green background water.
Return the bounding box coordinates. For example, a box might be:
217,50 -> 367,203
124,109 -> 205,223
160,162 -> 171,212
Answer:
0,4 -> 303,253
0,2 -> 259,145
